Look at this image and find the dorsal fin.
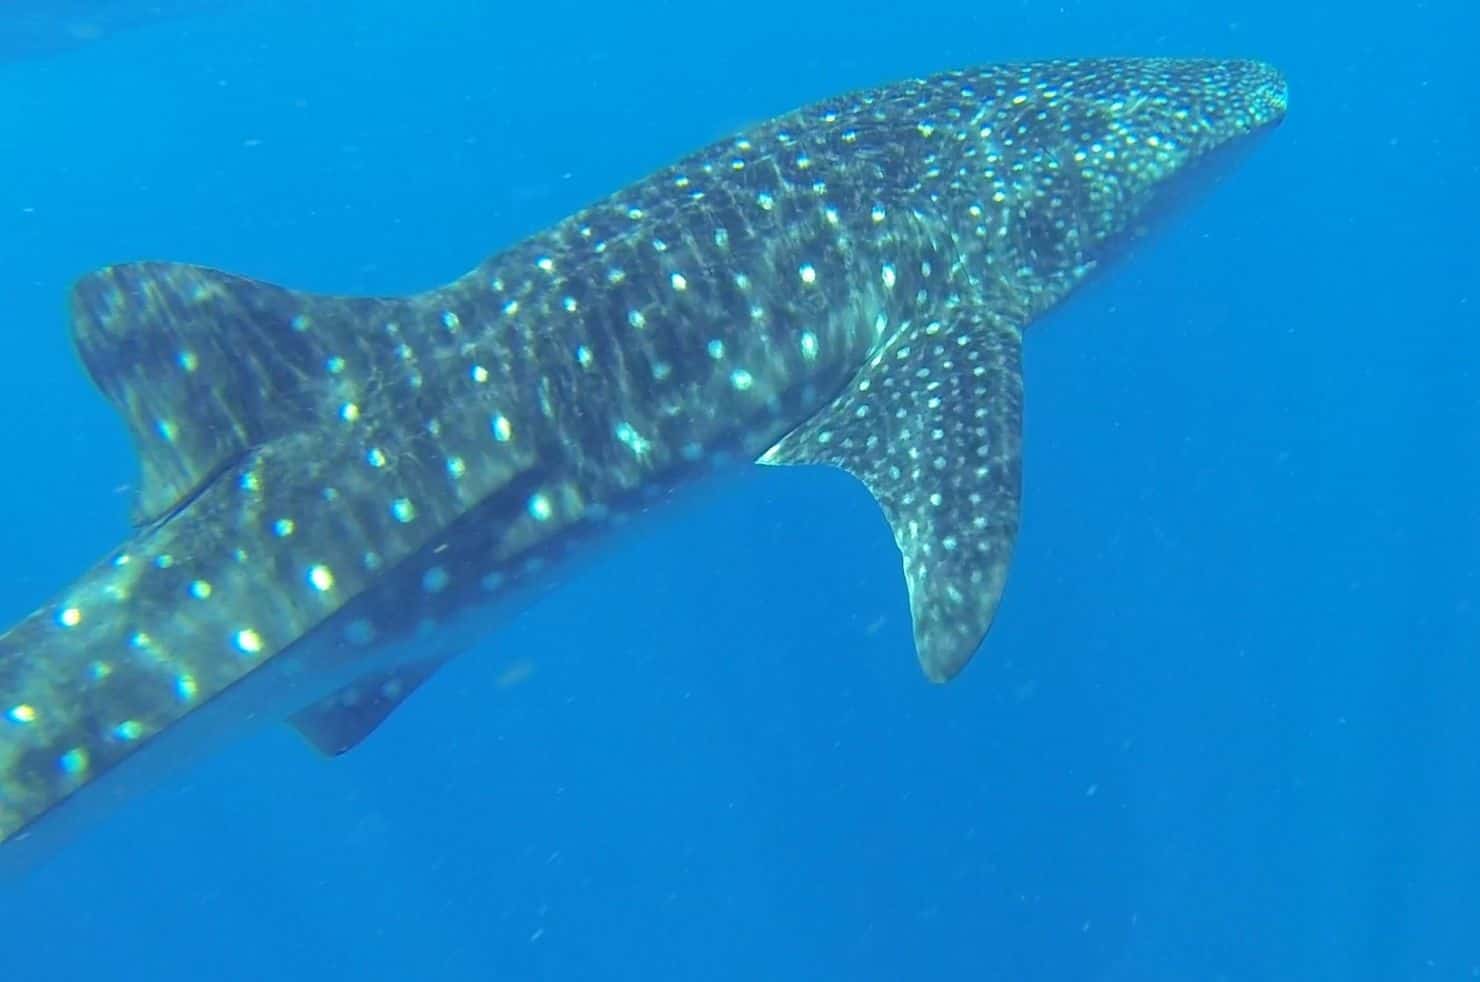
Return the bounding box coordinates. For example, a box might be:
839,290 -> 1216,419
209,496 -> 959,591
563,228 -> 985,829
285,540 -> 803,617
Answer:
761,308 -> 1024,682
288,661 -> 448,757
69,262 -> 409,526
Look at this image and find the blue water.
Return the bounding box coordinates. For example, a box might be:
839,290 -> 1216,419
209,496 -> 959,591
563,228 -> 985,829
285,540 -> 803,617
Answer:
0,1 -> 1475,978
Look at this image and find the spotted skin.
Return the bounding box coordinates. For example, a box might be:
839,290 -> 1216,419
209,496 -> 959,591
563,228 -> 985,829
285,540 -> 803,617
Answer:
0,58 -> 1287,855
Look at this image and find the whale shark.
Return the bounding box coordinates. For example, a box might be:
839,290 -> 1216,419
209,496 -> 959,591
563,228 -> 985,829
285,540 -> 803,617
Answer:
0,0 -> 234,62
0,57 -> 1287,866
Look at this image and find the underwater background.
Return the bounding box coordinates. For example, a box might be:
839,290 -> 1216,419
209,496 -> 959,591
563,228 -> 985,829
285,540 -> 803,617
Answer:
0,0 -> 1474,978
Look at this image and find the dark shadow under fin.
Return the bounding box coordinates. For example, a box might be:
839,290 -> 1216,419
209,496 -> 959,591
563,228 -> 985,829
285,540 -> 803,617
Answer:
288,661 -> 448,757
69,262 -> 414,527
760,308 -> 1024,682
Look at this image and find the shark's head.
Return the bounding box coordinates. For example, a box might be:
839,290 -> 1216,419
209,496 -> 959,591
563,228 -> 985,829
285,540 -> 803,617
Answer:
972,57 -> 1287,305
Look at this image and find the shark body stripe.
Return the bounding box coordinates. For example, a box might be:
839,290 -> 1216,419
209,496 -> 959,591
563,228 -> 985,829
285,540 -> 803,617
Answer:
0,57 -> 1287,863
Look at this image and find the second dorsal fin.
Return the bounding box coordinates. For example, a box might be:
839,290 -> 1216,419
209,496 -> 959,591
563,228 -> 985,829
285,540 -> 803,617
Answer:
69,261 -> 412,526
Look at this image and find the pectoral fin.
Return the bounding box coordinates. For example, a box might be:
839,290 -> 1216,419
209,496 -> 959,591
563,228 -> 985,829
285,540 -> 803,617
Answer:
289,661 -> 447,757
761,309 -> 1024,682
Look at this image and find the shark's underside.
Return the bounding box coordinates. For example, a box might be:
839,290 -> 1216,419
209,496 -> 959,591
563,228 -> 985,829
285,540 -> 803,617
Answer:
0,57 -> 1286,866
